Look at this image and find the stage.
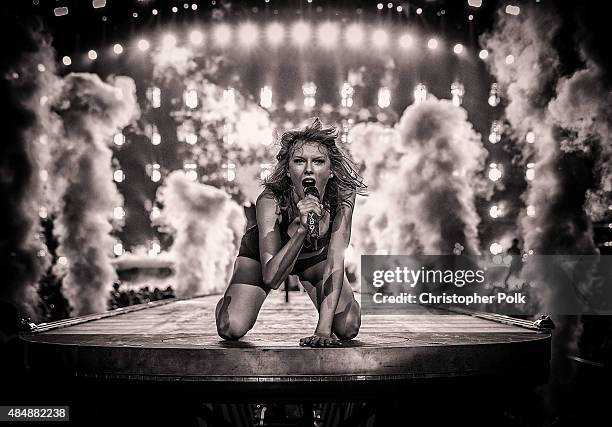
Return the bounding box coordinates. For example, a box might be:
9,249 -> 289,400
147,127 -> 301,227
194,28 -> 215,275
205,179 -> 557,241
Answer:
20,291 -> 551,401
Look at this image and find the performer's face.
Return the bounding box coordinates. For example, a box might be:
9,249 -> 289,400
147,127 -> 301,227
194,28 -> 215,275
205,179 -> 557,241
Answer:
287,141 -> 331,199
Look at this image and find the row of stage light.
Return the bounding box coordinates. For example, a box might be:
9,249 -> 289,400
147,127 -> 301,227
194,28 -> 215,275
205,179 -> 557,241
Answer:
59,22 -> 497,66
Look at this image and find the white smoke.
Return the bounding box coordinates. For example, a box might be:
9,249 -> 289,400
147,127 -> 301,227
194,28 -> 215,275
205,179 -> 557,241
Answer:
153,171 -> 246,297
349,98 -> 487,263
48,73 -> 140,316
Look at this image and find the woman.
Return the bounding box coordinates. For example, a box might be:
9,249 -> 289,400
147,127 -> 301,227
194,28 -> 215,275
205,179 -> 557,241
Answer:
215,118 -> 367,347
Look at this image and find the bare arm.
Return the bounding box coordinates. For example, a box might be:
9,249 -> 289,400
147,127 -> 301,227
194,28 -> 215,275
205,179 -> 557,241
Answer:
314,191 -> 356,337
256,191 -> 307,290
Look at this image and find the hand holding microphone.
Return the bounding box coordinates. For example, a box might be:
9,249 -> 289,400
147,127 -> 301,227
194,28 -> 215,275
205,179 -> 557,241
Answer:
297,178 -> 321,239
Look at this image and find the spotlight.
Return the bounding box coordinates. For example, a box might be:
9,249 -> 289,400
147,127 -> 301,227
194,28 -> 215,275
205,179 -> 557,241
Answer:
62,55 -> 72,66
479,49 -> 489,59
468,0 -> 482,7
189,30 -> 204,45
372,29 -> 389,48
427,38 -> 438,50
291,21 -> 312,46
453,43 -> 464,54
88,49 -> 97,60
162,33 -> 177,48
213,24 -> 232,46
317,22 -> 339,48
113,43 -> 123,54
416,8 -> 423,15
238,22 -> 259,47
526,131 -> 535,144
505,54 -> 515,64
398,33 -> 413,49
345,23 -> 364,48
137,39 -> 150,51
377,3 -> 383,10
266,22 -> 285,46
505,5 -> 520,15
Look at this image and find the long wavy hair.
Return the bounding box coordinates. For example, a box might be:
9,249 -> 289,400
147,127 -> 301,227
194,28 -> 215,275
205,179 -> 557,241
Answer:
263,118 -> 367,216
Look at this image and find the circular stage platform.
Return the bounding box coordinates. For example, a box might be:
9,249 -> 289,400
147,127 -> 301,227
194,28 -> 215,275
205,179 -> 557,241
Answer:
20,291 -> 551,400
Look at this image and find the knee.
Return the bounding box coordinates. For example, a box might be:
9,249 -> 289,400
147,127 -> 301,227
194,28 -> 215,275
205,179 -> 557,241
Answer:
334,300 -> 361,340
215,297 -> 253,340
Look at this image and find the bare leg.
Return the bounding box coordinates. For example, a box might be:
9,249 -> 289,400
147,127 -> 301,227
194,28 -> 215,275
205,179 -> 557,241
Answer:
298,260 -> 361,340
215,256 -> 271,340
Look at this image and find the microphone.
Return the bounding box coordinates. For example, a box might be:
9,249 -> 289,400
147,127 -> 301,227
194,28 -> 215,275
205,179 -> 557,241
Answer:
302,178 -> 319,240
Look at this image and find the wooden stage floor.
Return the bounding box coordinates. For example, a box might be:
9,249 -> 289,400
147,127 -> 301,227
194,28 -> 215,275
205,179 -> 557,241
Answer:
20,290 -> 552,400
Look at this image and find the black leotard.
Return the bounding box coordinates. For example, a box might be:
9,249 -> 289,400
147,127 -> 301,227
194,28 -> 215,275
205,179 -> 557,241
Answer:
237,201 -> 337,276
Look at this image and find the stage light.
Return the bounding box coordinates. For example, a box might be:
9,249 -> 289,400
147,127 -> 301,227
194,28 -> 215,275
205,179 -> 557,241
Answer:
489,120 -> 502,144
152,9 -> 158,15
397,5 -> 403,12
453,43 -> 464,54
488,83 -> 500,106
213,24 -> 232,46
113,243 -> 123,257
378,87 -> 391,108
39,169 -> 48,181
113,133 -> 125,146
303,81 -> 317,108
317,22 -> 339,48
189,30 -> 204,45
54,7 -> 68,17
451,81 -> 465,106
526,163 -> 535,181
468,14 -> 474,20
260,86 -> 273,109
526,131 -> 535,144
150,206 -> 161,221
184,89 -> 198,109
266,23 -> 285,46
377,3 -> 383,10
291,21 -> 312,46
340,82 -> 354,108
92,0 -> 106,9
372,29 -> 389,48
88,49 -> 97,60
151,132 -> 161,145
113,170 -> 125,183
113,206 -> 126,220
39,206 -> 48,219
147,86 -> 161,108
479,49 -> 489,59
185,133 -> 198,145
526,205 -> 535,217
137,39 -> 150,51
150,164 -> 161,182
505,5 -> 520,15
223,163 -> 236,182
490,242 -> 503,255
489,205 -> 504,218
162,33 -> 177,48
505,54 -> 515,64
62,56 -> 72,66
37,64 -> 46,72
398,34 -> 413,49
387,2 -> 393,8
414,83 -> 427,104
172,6 -> 178,13
427,38 -> 438,50
416,8 -> 422,15
192,4 -> 198,10
58,256 -> 68,266
184,163 -> 198,181
345,24 -> 364,48
238,22 -> 259,47
488,163 -> 502,181
468,0 -> 482,7
113,43 -> 123,54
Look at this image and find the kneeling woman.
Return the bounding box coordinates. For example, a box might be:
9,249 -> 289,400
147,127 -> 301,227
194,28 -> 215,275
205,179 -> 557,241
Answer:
215,118 -> 367,347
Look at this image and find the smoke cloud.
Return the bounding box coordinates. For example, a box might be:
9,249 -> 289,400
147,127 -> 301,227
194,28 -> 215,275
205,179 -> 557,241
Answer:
154,171 -> 246,297
349,98 -> 487,260
48,73 -> 140,316
0,17 -> 55,321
